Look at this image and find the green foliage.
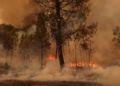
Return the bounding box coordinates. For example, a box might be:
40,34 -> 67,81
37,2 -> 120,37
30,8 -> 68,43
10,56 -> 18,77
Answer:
36,12 -> 51,50
0,24 -> 18,51
21,24 -> 32,32
19,12 -> 51,62
3,24 -> 14,31
0,24 -> 18,60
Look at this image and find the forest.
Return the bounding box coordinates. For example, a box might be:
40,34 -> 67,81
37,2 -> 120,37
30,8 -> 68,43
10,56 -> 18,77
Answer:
0,0 -> 98,68
0,0 -> 120,86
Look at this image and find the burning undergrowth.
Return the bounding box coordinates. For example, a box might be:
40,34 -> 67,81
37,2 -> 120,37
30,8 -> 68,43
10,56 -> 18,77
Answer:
0,56 -> 120,86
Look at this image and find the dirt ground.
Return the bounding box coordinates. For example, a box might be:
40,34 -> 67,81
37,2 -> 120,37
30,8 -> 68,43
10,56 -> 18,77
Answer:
0,80 -> 103,86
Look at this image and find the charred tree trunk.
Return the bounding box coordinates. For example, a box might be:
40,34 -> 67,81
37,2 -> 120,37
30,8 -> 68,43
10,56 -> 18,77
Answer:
41,40 -> 44,68
55,0 -> 65,69
6,50 -> 8,63
11,49 -> 13,60
88,44 -> 91,68
10,49 -> 13,65
55,43 -> 57,59
68,40 -> 71,61
74,40 -> 77,68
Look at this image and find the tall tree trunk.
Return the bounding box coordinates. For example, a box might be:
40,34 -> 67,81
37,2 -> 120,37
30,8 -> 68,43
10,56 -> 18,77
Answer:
55,43 -> 57,59
74,40 -> 77,68
11,49 -> 13,60
55,0 -> 65,69
68,40 -> 71,62
6,50 -> 8,63
41,40 -> 44,68
10,49 -> 13,65
88,44 -> 91,68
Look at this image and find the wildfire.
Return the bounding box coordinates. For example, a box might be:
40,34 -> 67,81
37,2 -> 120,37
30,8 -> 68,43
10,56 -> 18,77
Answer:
46,54 -> 55,60
89,61 -> 98,68
46,54 -> 97,68
67,61 -> 97,68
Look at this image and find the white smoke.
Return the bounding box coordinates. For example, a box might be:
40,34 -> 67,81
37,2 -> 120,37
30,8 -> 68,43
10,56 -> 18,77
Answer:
0,55 -> 120,86
26,25 -> 36,35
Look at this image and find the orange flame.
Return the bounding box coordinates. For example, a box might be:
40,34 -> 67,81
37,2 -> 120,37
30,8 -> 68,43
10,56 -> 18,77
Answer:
89,61 -> 97,68
46,54 -> 55,60
67,61 -> 97,68
46,54 -> 97,68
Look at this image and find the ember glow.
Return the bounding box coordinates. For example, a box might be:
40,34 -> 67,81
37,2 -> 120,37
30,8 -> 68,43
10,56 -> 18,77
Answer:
46,55 -> 97,68
67,61 -> 97,68
46,54 -> 55,61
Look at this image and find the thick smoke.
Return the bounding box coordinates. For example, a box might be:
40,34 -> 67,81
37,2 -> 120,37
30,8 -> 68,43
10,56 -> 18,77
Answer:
0,44 -> 6,63
1,59 -> 120,85
0,0 -> 39,27
87,0 -> 120,66
85,1 -> 120,85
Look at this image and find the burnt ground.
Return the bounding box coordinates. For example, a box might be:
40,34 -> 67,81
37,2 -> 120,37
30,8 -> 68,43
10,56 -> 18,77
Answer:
0,80 -> 103,86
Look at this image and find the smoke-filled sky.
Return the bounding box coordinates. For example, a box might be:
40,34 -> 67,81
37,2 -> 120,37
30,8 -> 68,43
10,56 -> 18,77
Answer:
0,0 -> 120,65
87,0 -> 120,65
0,0 -> 38,27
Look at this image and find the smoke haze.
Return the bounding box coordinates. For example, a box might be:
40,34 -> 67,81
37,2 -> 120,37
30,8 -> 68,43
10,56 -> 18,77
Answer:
1,59 -> 120,86
0,0 -> 119,64
87,0 -> 120,66
0,0 -> 120,86
0,0 -> 38,27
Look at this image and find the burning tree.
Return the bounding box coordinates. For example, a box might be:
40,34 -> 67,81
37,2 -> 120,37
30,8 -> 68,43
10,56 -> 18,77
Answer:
32,0 -> 97,69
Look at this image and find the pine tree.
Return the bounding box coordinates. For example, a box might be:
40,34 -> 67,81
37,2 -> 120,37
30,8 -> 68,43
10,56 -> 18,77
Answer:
32,0 -> 97,69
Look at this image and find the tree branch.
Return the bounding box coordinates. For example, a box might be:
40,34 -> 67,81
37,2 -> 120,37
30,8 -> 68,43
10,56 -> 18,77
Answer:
62,27 -> 81,43
61,5 -> 76,29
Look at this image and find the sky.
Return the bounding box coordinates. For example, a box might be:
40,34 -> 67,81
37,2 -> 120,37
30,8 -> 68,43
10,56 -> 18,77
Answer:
0,0 -> 38,27
0,0 -> 120,65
